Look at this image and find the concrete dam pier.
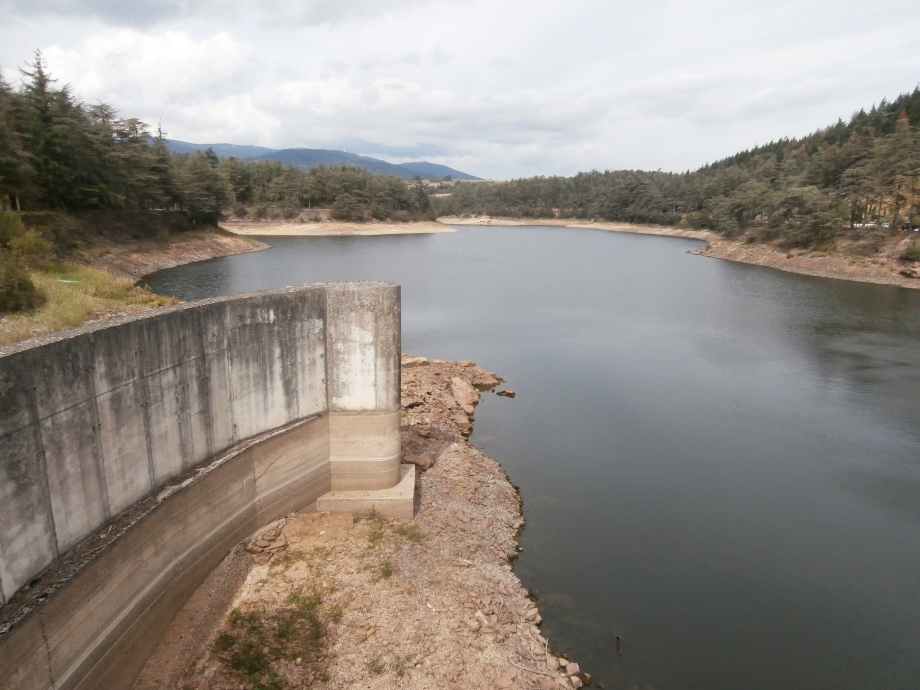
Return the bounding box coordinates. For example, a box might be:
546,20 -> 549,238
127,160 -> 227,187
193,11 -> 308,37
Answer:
0,282 -> 411,690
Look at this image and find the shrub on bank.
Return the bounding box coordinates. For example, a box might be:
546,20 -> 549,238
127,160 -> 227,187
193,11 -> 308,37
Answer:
0,249 -> 44,313
0,211 -> 50,314
902,240 -> 920,262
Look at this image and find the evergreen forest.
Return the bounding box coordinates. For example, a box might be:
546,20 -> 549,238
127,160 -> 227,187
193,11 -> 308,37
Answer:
435,89 -> 920,249
0,54 -> 434,224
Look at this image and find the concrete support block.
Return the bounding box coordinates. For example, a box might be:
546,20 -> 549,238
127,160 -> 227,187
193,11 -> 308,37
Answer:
325,282 -> 400,413
227,288 -> 326,441
328,410 -> 401,490
0,350 -> 56,604
39,403 -> 108,554
0,425 -> 57,604
325,283 -> 401,491
317,464 -> 415,519
95,381 -> 151,516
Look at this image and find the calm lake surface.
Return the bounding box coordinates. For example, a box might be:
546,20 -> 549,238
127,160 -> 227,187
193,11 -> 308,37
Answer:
147,226 -> 920,690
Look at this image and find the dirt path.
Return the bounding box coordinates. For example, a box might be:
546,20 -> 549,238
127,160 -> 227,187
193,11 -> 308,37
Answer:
139,357 -> 593,690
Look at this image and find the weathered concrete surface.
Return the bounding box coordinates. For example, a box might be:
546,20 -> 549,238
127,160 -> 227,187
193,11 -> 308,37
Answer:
317,463 -> 416,519
0,281 -> 409,690
132,545 -> 252,690
0,284 -> 330,603
326,282 -> 402,491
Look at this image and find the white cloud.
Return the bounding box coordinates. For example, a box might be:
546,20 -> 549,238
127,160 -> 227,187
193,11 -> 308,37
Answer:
2,0 -> 919,177
256,0 -> 459,27
39,29 -> 276,141
44,30 -> 256,100
0,0 -> 457,27
0,0 -> 199,26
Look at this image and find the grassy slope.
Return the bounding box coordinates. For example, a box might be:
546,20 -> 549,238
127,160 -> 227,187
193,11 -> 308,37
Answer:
0,262 -> 177,347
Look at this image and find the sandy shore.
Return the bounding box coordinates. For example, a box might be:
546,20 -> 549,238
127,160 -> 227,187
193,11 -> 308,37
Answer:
222,220 -> 455,237
439,215 -> 716,241
137,357 -> 592,690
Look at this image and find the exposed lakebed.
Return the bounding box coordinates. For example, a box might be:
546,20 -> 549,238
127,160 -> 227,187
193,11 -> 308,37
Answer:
147,225 -> 920,690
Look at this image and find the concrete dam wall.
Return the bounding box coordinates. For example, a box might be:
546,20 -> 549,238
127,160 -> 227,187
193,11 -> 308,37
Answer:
0,282 -> 407,690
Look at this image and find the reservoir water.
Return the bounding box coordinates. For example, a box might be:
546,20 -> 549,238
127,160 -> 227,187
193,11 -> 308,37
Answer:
147,225 -> 920,690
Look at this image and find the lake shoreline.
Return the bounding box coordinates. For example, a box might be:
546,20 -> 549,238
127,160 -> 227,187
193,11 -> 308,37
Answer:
694,239 -> 920,289
221,219 -> 454,237
440,215 -> 920,290
85,229 -> 270,283
137,356 -> 590,690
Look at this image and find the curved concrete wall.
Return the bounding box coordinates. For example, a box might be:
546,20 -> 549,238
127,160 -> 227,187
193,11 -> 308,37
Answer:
0,282 -> 401,690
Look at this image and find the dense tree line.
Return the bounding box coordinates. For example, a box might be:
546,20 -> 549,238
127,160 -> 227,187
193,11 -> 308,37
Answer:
0,54 -> 433,223
435,88 -> 920,249
220,157 -> 432,221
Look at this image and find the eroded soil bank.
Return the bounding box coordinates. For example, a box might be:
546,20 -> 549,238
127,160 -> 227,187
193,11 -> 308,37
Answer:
694,237 -> 920,289
83,231 -> 269,282
137,357 -> 594,690
439,215 -> 714,241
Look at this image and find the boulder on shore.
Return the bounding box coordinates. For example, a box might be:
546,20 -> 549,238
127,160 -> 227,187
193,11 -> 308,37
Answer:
450,376 -> 480,407
402,452 -> 435,470
475,372 -> 502,389
402,355 -> 430,368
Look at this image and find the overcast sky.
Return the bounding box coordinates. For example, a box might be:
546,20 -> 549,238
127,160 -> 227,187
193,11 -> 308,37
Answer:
1,0 -> 919,178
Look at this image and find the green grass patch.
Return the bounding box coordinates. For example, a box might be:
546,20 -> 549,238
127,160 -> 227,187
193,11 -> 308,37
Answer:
393,522 -> 424,543
902,240 -> 920,262
0,262 -> 176,346
212,588 -> 327,689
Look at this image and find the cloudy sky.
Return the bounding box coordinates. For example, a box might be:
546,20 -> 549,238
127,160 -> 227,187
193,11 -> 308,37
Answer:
1,0 -> 919,178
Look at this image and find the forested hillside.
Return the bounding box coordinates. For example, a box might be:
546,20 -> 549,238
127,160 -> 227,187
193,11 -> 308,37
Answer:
0,54 -> 434,225
436,89 -> 920,250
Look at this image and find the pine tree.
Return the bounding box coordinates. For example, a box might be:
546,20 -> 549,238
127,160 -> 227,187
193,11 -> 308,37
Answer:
17,51 -> 105,209
0,72 -> 32,210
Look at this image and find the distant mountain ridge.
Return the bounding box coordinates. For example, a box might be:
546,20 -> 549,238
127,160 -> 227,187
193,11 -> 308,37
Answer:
166,140 -> 480,180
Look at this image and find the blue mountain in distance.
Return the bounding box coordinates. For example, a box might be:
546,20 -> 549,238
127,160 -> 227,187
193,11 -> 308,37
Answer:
166,140 -> 480,180
260,148 -> 414,178
398,161 -> 477,180
166,140 -> 276,159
